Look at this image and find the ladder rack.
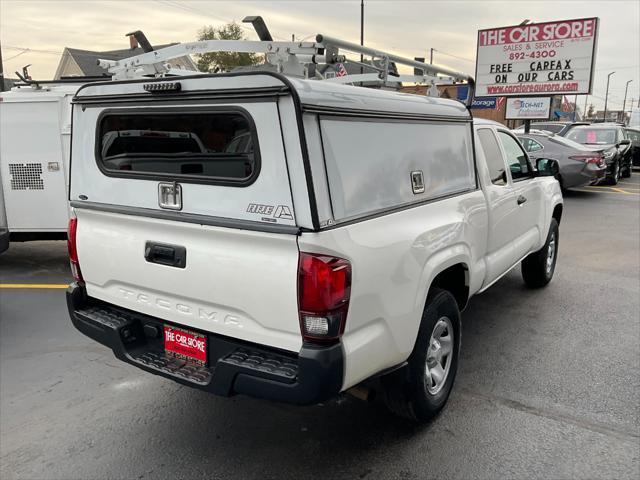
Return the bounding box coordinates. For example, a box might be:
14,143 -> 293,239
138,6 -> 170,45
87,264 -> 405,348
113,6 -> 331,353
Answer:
99,16 -> 475,105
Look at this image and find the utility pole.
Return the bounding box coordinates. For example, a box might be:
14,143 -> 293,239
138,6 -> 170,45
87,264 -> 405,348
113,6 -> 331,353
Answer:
0,38 -> 5,92
622,80 -> 632,124
573,94 -> 578,119
603,71 -> 615,121
430,47 -> 434,64
583,95 -> 589,120
360,0 -> 364,75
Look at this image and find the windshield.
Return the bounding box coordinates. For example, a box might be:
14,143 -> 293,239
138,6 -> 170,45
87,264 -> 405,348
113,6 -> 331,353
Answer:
566,128 -> 617,145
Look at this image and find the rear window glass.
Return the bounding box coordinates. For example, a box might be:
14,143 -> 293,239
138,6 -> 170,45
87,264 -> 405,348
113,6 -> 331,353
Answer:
548,135 -> 589,150
98,110 -> 258,184
566,128 -> 617,145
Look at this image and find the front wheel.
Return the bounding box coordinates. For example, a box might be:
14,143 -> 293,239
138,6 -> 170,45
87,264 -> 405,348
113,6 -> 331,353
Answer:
381,289 -> 461,422
621,161 -> 632,178
609,160 -> 620,185
521,218 -> 559,288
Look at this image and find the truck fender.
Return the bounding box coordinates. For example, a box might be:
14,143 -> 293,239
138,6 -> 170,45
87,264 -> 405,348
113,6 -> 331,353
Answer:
410,243 -> 472,342
540,194 -> 563,245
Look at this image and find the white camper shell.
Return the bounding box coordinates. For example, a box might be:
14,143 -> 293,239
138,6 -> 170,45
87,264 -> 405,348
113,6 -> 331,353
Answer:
67,36 -> 562,422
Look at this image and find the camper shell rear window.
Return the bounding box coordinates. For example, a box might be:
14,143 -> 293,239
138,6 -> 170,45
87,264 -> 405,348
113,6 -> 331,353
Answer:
96,108 -> 260,186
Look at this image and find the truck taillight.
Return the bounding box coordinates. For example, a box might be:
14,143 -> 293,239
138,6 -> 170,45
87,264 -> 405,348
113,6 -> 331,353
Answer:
67,217 -> 84,283
298,252 -> 351,344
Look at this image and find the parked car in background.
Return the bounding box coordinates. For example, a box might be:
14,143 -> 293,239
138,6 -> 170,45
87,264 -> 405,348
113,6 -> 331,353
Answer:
513,121 -> 590,136
515,131 -> 606,189
565,124 -> 632,184
625,128 -> 640,167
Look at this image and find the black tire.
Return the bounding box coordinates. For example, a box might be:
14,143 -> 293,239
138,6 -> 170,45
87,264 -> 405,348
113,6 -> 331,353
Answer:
621,161 -> 631,178
608,160 -> 620,185
521,218 -> 559,288
381,288 -> 461,422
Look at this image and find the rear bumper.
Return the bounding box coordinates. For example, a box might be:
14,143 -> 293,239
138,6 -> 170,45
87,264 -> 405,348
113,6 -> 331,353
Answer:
67,283 -> 344,405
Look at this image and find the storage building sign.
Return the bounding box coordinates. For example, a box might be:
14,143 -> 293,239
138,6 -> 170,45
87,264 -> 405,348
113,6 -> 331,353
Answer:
505,97 -> 551,119
475,18 -> 599,97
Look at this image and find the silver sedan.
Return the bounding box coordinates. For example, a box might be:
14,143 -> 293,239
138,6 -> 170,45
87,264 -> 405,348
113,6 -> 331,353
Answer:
515,131 -> 607,189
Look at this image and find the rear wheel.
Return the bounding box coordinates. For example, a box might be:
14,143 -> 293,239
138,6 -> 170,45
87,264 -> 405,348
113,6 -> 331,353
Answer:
521,218 -> 559,288
382,289 -> 461,422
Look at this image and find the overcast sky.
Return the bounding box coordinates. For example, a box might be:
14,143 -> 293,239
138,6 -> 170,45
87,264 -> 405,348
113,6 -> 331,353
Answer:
1,0 -> 638,111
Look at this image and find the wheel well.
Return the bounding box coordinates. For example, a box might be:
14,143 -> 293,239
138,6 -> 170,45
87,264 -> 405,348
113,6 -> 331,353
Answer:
429,264 -> 469,311
552,204 -> 563,225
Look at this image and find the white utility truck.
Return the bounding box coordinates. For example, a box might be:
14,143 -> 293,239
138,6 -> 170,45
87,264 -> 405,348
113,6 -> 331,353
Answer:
66,21 -> 563,421
0,82 -> 80,252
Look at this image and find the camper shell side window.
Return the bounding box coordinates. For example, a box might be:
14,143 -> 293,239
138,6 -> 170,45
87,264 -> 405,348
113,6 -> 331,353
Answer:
319,117 -> 476,222
95,107 -> 261,186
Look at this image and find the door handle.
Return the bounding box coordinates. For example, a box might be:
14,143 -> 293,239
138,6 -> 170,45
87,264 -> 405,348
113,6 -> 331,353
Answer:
145,242 -> 187,268
517,195 -> 527,205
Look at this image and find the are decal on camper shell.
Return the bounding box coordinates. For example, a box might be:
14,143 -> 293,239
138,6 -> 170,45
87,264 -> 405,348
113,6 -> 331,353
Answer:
246,203 -> 294,222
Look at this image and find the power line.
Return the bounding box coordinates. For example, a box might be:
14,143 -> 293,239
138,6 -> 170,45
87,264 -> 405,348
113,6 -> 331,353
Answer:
154,0 -> 288,41
4,45 -> 61,55
4,49 -> 30,61
432,49 -> 475,64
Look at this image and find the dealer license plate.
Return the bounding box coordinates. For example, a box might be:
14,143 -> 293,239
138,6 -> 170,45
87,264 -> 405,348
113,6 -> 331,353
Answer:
164,326 -> 207,365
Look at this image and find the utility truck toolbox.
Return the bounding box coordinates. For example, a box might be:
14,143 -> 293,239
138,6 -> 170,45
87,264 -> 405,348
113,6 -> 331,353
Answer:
67,26 -> 563,421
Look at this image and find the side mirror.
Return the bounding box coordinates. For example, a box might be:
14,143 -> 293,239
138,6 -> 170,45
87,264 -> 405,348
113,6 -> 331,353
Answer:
619,139 -> 631,146
536,158 -> 560,177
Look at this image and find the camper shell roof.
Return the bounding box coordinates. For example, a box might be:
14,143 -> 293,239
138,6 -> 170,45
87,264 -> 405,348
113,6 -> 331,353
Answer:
73,72 -> 471,120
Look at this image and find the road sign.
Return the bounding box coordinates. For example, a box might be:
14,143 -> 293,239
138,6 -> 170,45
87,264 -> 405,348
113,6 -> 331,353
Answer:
475,18 -> 599,97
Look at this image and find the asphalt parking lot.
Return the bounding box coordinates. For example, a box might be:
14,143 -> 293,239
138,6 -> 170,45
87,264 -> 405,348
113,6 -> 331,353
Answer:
1,177 -> 639,480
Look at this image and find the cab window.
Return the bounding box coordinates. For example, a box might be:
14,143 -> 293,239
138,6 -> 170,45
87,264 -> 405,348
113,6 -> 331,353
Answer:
626,130 -> 640,143
497,131 -> 532,181
477,129 -> 507,185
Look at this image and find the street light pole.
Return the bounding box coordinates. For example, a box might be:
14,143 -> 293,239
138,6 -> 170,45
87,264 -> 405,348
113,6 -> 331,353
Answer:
603,71 -> 615,121
584,95 -> 589,120
622,80 -> 632,124
360,0 -> 364,75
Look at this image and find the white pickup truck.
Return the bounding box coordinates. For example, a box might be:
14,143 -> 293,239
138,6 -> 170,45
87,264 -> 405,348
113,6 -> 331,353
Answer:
66,72 -> 563,422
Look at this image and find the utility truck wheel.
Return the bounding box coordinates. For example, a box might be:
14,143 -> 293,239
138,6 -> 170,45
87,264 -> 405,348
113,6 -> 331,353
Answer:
521,218 -> 559,288
382,288 -> 460,422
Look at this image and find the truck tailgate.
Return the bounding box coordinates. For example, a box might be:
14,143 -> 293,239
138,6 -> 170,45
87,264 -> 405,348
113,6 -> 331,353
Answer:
75,208 -> 303,353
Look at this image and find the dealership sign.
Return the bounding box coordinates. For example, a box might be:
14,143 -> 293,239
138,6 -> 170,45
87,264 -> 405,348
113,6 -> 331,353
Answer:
475,18 -> 599,97
505,97 -> 551,119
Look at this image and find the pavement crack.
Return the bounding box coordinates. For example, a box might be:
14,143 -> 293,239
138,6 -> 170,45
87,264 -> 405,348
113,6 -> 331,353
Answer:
459,388 -> 639,444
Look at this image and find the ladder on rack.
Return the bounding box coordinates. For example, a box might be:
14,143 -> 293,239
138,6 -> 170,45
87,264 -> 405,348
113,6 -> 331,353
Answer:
99,16 -> 475,104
